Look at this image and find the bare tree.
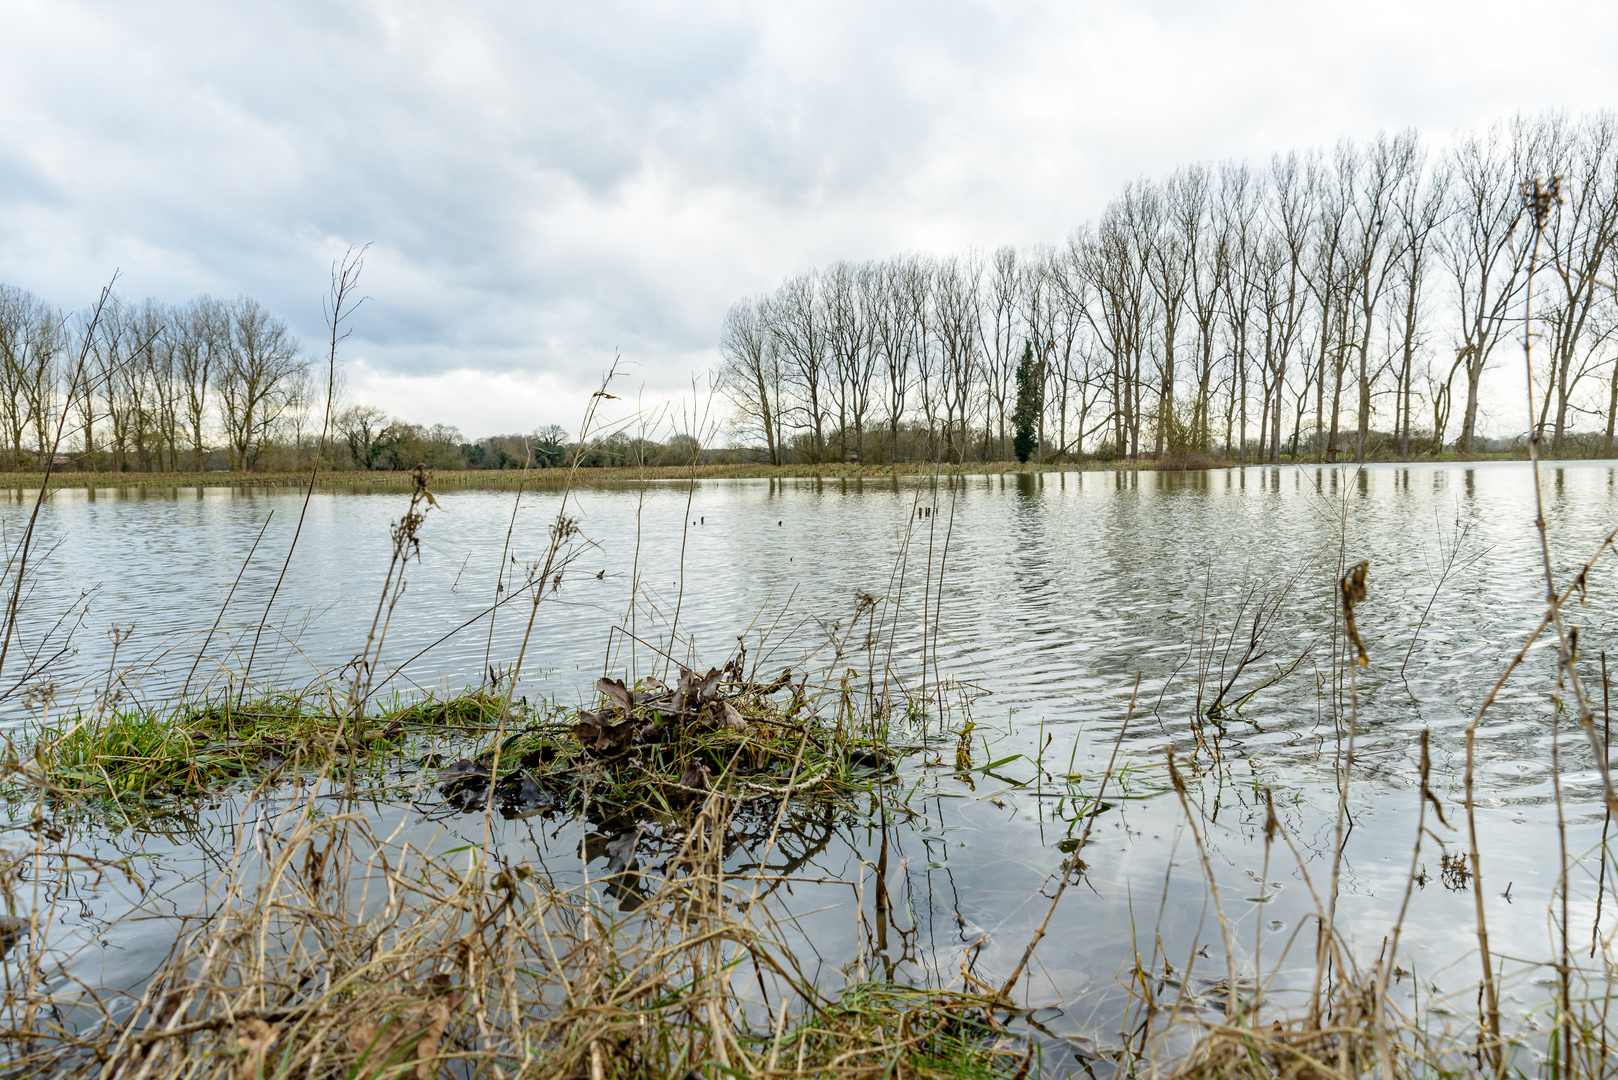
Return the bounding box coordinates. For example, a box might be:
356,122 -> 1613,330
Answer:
1390,148 -> 1448,457
1343,131 -> 1417,461
718,297 -> 783,464
770,272 -> 830,463
1168,165 -> 1222,451
872,256 -> 920,463
1142,180 -> 1190,454
1217,163 -> 1263,460
1264,152 -> 1316,460
1043,246 -> 1108,457
125,299 -> 166,471
1303,145 -> 1354,459
217,296 -> 306,471
176,296 -> 225,470
906,257 -> 942,459
1533,113 -> 1618,451
93,299 -> 132,470
694,110 -> 1607,467
1075,187 -> 1156,460
980,246 -> 1021,459
933,254 -> 984,461
0,286 -> 47,468
824,261 -> 878,462
68,313 -> 99,468
16,297 -> 62,468
1443,121 -> 1529,454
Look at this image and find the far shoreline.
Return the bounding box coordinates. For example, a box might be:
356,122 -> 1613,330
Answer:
0,451 -> 1569,493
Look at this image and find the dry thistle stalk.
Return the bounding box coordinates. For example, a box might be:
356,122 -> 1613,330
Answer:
1341,559 -> 1370,668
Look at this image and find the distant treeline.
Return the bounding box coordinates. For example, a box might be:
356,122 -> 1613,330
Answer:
720,112 -> 1618,465
0,287 -> 724,473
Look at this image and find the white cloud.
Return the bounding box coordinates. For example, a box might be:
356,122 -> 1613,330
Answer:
3,0 -> 1615,436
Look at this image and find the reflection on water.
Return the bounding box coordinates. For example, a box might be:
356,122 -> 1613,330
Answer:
4,462 -> 1618,1062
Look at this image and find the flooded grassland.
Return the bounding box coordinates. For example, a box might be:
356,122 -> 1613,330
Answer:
0,462 -> 1613,1078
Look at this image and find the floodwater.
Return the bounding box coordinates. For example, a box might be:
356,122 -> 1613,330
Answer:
3,462 -> 1617,1062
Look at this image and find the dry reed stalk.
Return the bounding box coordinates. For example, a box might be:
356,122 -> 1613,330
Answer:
661,375 -> 721,681
182,510 -> 274,696
1596,652 -> 1613,960
1166,746 -> 1242,1026
56,785 -> 767,1078
997,675 -> 1137,1004
345,464 -> 439,738
240,247 -> 367,704
1316,559 -> 1368,1035
0,279 -> 117,686
1370,729 -> 1443,1080
481,360 -> 624,803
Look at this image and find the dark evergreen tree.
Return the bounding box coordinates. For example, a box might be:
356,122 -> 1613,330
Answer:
1012,342 -> 1041,463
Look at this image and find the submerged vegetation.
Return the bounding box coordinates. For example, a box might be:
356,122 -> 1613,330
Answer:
13,689 -> 513,801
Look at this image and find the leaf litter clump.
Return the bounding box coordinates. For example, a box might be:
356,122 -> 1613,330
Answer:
435,663 -> 901,821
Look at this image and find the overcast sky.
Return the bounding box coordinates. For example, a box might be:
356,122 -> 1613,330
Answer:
4,1 -> 1616,439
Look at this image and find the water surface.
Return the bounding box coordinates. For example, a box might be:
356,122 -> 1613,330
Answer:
5,462 -> 1616,1059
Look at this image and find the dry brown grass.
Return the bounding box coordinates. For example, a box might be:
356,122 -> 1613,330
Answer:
0,765 -> 1029,1080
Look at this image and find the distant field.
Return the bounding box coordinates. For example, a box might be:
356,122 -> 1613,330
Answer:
0,453 -> 1528,492
0,461 -> 1125,491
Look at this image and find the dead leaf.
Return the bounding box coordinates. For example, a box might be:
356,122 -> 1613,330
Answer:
692,667 -> 722,702
669,666 -> 724,718
347,990 -> 464,1080
408,995 -> 459,1080
573,710 -> 636,752
596,677 -> 634,712
237,1018 -> 279,1080
677,760 -> 709,796
717,700 -> 747,732
1340,560 -> 1370,667
604,826 -> 643,876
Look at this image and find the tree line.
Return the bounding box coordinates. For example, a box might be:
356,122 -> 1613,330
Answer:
720,112 -> 1618,464
0,288 -> 700,473
0,289 -> 311,472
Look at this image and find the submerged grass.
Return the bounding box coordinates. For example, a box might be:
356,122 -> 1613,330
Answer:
767,983 -> 1028,1078
10,688 -> 514,801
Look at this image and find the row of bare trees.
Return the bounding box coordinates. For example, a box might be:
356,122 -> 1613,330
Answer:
0,286 -> 593,474
0,289 -> 312,472
722,113 -> 1618,464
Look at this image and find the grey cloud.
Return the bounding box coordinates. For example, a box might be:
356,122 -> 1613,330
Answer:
3,0 -> 1618,435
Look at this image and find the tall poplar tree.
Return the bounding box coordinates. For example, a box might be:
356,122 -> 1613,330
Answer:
1012,342 -> 1041,463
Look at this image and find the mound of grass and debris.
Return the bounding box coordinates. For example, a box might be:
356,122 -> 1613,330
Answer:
7,666 -> 904,821
433,665 -> 903,819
